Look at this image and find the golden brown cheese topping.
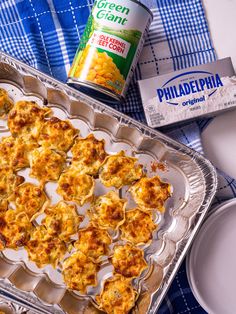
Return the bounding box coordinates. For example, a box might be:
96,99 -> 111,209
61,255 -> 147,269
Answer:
0,88 -> 14,117
74,224 -> 111,261
120,208 -> 157,245
111,244 -> 148,278
0,136 -> 37,171
0,209 -> 32,250
42,201 -> 83,242
130,176 -> 171,212
9,183 -> 48,220
38,117 -> 79,152
0,166 -> 24,199
0,199 -> 8,213
29,147 -> 66,183
63,251 -> 100,293
99,151 -> 143,189
57,168 -> 95,206
8,101 -> 51,138
25,226 -> 67,268
96,275 -> 136,314
71,134 -> 107,176
89,191 -> 126,230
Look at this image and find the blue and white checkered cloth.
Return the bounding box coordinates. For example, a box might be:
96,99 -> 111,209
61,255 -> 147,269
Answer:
0,0 -> 235,313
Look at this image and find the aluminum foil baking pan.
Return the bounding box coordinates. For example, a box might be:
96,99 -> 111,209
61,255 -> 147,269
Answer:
0,51 -> 217,314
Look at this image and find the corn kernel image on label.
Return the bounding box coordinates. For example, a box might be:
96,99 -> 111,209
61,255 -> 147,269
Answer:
68,0 -> 153,101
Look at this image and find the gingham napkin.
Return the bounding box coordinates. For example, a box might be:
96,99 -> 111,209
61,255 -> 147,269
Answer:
0,0 -> 235,313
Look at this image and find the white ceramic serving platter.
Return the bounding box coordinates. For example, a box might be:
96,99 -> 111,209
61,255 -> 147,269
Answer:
187,198 -> 236,314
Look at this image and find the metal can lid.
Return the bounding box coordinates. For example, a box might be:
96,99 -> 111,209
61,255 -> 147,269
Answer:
129,0 -> 154,19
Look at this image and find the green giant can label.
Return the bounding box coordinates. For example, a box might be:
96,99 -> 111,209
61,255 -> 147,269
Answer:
68,0 -> 153,101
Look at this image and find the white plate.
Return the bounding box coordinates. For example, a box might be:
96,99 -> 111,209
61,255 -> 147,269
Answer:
201,0 -> 236,180
203,0 -> 236,71
202,109 -> 236,180
187,199 -> 236,314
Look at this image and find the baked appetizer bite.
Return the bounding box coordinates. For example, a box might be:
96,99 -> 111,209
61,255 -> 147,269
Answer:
0,199 -> 8,212
111,244 -> 148,278
74,224 -> 111,261
9,183 -> 48,220
96,275 -> 136,314
8,100 -> 51,138
130,176 -> 171,213
120,208 -> 157,245
0,166 -> 24,199
0,88 -> 14,117
62,251 -> 100,293
99,151 -> 143,189
57,168 -> 95,206
25,226 -> 67,268
42,201 -> 83,242
0,136 -> 37,171
38,117 -> 79,152
0,209 -> 32,250
89,191 -> 126,230
29,147 -> 66,183
71,134 -> 107,176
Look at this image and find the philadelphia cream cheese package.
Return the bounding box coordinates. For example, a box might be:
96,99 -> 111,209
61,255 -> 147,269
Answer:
138,58 -> 236,127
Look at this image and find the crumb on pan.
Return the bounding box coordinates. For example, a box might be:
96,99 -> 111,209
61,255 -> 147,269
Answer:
151,161 -> 167,173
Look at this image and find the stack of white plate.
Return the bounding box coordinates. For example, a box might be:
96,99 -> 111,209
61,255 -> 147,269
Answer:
187,199 -> 236,314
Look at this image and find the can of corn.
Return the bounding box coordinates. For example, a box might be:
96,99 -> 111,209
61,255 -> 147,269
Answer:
67,0 -> 153,102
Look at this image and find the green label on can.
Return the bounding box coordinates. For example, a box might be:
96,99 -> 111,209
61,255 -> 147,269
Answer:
69,0 -> 152,97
